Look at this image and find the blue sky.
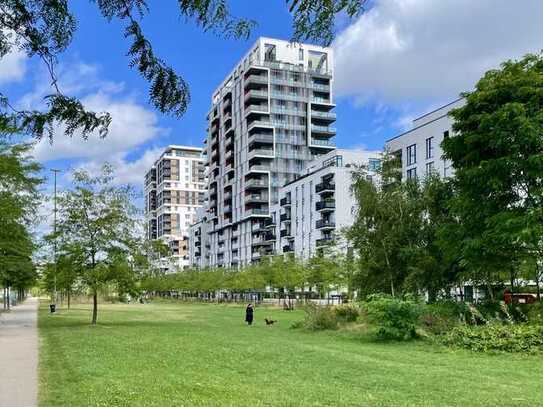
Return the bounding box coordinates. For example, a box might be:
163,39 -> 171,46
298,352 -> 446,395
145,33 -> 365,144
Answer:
2,0 -> 543,202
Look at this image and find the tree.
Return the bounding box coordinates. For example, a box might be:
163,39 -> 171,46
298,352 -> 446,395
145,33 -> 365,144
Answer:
52,164 -> 138,324
0,128 -> 42,307
347,164 -> 425,297
0,0 -> 366,140
442,53 -> 543,298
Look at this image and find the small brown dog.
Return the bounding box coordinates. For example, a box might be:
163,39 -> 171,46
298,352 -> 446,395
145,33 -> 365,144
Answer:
264,318 -> 277,325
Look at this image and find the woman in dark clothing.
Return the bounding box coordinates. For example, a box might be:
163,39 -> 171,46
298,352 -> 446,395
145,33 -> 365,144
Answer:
245,303 -> 254,326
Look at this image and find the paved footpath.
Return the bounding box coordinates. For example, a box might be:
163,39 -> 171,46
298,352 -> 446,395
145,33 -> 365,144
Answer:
0,297 -> 38,407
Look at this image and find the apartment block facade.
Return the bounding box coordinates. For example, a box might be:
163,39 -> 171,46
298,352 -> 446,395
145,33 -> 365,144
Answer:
196,37 -> 337,268
144,145 -> 206,270
385,98 -> 464,180
271,149 -> 381,260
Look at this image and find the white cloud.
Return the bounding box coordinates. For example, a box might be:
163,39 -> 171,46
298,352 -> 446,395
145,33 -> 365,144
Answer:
333,0 -> 543,104
23,61 -> 166,162
0,48 -> 26,84
76,147 -> 163,187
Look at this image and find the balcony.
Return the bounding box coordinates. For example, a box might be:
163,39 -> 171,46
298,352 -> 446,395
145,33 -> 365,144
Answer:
246,208 -> 269,217
316,237 -> 334,247
265,232 -> 276,242
283,244 -> 294,253
311,138 -> 335,148
248,148 -> 274,160
311,110 -> 336,121
265,217 -> 276,228
248,164 -> 272,173
245,104 -> 269,115
311,124 -> 336,136
245,178 -> 268,189
248,133 -> 274,145
316,199 -> 335,211
280,197 -> 291,206
280,229 -> 292,238
245,194 -> 268,204
244,90 -> 269,102
316,219 -> 336,230
245,74 -> 269,86
315,182 -> 335,194
280,213 -> 291,222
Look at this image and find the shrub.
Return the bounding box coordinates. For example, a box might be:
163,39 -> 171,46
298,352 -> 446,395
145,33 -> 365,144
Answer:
334,304 -> 360,322
525,301 -> 543,324
291,303 -> 338,331
362,295 -> 422,341
421,300 -> 485,334
442,323 -> 543,353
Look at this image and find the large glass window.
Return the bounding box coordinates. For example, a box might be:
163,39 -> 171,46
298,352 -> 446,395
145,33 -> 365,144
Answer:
407,167 -> 417,180
425,137 -> 434,159
407,144 -> 417,166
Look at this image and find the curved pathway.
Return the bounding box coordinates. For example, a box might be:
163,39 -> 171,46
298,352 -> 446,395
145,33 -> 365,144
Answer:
0,297 -> 38,407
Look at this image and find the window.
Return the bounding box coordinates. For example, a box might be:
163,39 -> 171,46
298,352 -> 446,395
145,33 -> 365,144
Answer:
406,144 -> 417,166
407,167 -> 417,180
443,130 -> 450,139
425,161 -> 435,175
299,48 -> 304,61
425,137 -> 434,159
368,158 -> 381,171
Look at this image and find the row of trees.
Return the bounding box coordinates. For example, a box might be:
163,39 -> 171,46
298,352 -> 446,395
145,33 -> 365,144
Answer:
141,252 -> 357,304
348,53 -> 543,301
1,119 -> 42,309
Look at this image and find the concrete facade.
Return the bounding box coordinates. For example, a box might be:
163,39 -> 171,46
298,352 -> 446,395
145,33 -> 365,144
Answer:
144,145 -> 206,271
195,37 -> 337,268
385,98 -> 465,180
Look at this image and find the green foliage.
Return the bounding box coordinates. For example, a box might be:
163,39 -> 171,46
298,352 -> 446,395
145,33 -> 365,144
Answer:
421,300 -> 475,335
526,302 -> 543,325
291,303 -> 338,331
442,53 -> 543,296
49,164 -> 139,324
443,323 -> 543,353
334,303 -> 359,322
363,295 -> 422,341
0,134 -> 42,292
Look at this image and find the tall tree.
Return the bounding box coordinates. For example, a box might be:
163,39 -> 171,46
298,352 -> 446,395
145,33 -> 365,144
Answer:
52,164 -> 138,324
0,0 -> 366,140
443,53 -> 543,298
0,127 -> 42,306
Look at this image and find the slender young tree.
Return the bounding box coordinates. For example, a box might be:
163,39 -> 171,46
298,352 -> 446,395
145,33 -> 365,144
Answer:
52,164 -> 138,324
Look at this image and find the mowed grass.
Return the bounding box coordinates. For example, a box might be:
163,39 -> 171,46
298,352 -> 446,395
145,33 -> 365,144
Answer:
39,301 -> 543,407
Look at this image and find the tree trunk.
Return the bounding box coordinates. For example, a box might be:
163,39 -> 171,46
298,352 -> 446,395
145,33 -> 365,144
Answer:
67,290 -> 71,310
7,286 -> 10,310
92,291 -> 98,325
535,263 -> 541,301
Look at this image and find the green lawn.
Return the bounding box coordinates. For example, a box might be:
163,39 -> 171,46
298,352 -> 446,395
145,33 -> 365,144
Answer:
39,301 -> 543,407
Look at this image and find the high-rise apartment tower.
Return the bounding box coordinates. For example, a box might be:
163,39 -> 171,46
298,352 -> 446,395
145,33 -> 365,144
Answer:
198,37 -> 336,267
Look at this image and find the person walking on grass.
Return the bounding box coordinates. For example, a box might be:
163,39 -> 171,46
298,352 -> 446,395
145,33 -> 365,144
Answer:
245,303 -> 254,326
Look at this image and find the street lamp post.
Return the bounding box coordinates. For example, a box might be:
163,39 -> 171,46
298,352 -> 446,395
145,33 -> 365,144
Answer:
51,168 -> 61,311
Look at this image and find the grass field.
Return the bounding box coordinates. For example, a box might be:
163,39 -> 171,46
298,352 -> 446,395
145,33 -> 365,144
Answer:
39,300 -> 543,407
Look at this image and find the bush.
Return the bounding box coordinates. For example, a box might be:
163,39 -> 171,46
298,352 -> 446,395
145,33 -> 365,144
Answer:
526,301 -> 543,324
362,295 -> 422,341
443,323 -> 543,353
421,300 -> 484,334
291,303 -> 338,331
334,304 -> 360,322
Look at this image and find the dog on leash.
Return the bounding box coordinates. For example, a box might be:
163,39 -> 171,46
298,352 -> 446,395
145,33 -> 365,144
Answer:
264,318 -> 277,325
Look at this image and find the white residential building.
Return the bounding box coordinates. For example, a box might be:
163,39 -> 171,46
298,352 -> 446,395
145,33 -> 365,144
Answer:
196,37 -> 337,268
386,98 -> 464,180
271,149 -> 381,260
144,145 -> 206,271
